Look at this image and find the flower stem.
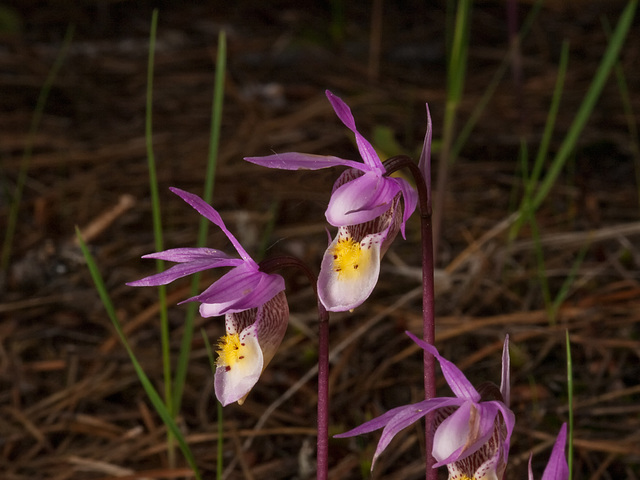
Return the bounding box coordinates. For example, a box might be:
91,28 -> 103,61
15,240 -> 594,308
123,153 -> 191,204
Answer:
383,156 -> 437,480
258,256 -> 330,480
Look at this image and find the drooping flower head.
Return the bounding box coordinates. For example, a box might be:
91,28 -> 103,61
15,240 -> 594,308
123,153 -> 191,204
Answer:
528,423 -> 569,480
336,332 -> 515,479
245,90 -> 431,311
127,187 -> 289,405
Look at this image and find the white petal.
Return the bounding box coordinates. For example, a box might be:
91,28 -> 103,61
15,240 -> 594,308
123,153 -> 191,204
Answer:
318,229 -> 382,312
214,328 -> 263,406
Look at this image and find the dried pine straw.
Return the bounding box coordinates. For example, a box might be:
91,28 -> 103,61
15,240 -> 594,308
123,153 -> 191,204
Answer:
1,2 -> 639,479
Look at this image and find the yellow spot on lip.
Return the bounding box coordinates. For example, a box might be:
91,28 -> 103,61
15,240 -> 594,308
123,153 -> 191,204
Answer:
216,333 -> 244,368
331,237 -> 366,280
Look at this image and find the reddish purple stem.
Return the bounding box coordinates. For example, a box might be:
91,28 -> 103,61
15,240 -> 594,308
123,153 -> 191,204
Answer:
258,256 -> 330,480
383,156 -> 437,480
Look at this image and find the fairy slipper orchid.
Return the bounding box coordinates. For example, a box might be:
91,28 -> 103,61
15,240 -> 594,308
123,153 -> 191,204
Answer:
336,332 -> 515,479
528,424 -> 569,480
128,187 -> 289,405
245,90 -> 424,311
127,187 -> 285,317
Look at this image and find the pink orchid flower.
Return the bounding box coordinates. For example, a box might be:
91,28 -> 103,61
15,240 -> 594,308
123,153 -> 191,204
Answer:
128,188 -> 288,405
336,333 -> 515,480
245,90 -> 431,312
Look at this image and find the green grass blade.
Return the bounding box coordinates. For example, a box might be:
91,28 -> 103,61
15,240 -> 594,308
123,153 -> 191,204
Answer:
510,40 -> 569,241
519,142 -> 553,317
76,228 -> 202,480
1,24 -> 74,272
532,0 -> 638,212
143,8 -> 173,431
451,0 -> 544,161
202,329 -> 224,480
566,330 -> 574,479
602,16 -> 640,208
173,30 -> 226,413
550,240 -> 589,321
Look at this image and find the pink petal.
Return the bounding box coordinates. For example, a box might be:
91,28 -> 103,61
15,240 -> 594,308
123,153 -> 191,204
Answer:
170,187 -> 256,265
405,331 -> 481,402
393,177 -> 418,238
244,152 -> 363,171
541,423 -> 569,480
418,103 -> 433,189
325,90 -> 384,174
325,171 -> 399,227
191,264 -> 285,316
500,334 -> 511,406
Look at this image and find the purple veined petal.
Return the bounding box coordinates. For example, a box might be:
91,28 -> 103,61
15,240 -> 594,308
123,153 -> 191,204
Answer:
335,399 -> 459,467
244,152 -> 365,172
392,176 -> 418,239
418,103 -> 433,189
189,263 -> 285,316
317,228 -> 383,312
500,334 -> 511,407
405,331 -> 481,402
127,248 -> 243,287
528,453 -> 536,480
126,256 -> 242,287
198,270 -> 285,317
187,261 -> 258,305
140,247 -> 236,263
169,187 -> 256,266
495,400 -> 516,463
334,403 -> 421,439
541,423 -> 569,480
432,401 -> 492,466
325,171 -> 399,227
436,401 -> 501,467
214,323 -> 263,406
334,398 -> 456,439
372,402 -> 444,468
251,291 -> 289,373
325,90 -> 384,174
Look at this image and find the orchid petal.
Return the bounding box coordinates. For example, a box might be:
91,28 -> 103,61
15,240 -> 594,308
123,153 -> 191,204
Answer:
434,402 -> 500,467
528,454 -> 536,480
214,292 -> 289,406
393,176 -> 418,239
244,152 -> 364,172
252,291 -> 289,371
500,334 -> 511,407
326,171 -> 399,227
337,398 -> 460,470
127,248 -> 242,286
170,187 -> 256,265
317,228 -> 383,312
126,257 -> 242,287
406,331 -> 481,402
335,403 -> 418,438
541,424 -> 569,480
372,401 -> 447,467
418,103 -> 432,188
496,400 -> 516,462
214,324 -> 263,406
191,263 -> 285,316
140,247 -> 236,263
432,402 -> 499,467
325,90 -> 384,174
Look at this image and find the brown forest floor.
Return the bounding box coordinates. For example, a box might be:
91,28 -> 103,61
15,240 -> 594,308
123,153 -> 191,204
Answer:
1,1 -> 640,479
